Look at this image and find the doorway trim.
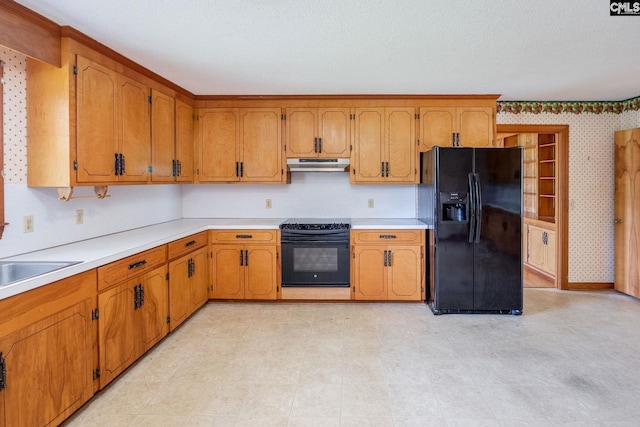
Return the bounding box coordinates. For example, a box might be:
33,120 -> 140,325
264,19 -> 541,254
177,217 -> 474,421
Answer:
497,124 -> 569,290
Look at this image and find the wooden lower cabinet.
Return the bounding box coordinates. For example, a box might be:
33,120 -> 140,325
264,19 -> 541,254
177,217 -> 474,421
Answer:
524,220 -> 556,277
351,230 -> 425,301
168,246 -> 209,331
211,230 -> 279,300
0,271 -> 96,427
98,264 -> 168,388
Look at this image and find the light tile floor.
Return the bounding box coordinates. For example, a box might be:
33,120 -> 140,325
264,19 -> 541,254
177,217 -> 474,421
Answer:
64,288 -> 640,426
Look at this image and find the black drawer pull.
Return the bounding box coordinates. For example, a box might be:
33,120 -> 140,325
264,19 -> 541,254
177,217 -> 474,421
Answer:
128,260 -> 147,270
236,235 -> 253,239
185,240 -> 196,247
379,235 -> 397,239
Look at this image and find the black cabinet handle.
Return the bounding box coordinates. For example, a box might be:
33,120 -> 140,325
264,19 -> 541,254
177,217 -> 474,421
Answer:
388,251 -> 393,267
120,153 -> 125,174
381,162 -> 384,177
314,137 -> 318,153
385,162 -> 389,177
240,250 -> 244,266
379,235 -> 397,239
319,138 -> 322,153
245,250 -> 249,266
236,162 -> 239,177
115,153 -> 120,175
235,235 -> 253,239
177,160 -> 182,176
383,250 -> 388,267
128,259 -> 147,270
185,240 -> 196,247
240,162 -> 244,177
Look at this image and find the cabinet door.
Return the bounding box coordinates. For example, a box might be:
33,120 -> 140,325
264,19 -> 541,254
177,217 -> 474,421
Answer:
318,108 -> 350,158
352,108 -> 385,182
526,225 -> 547,272
136,266 -> 168,353
545,230 -> 557,275
0,299 -> 93,427
198,108 -> 239,182
353,246 -> 387,300
175,100 -> 194,182
386,107 -> 416,183
387,246 -> 422,300
458,107 -> 494,148
151,89 -> 176,182
419,107 -> 455,151
212,245 -> 244,299
286,108 -> 317,157
76,55 -> 118,183
239,108 -> 283,182
244,245 -> 277,300
168,255 -> 191,330
98,281 -> 137,387
117,75 -> 151,182
190,247 -> 210,309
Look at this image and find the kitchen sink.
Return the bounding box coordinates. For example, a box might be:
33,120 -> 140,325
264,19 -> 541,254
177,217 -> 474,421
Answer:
0,261 -> 80,287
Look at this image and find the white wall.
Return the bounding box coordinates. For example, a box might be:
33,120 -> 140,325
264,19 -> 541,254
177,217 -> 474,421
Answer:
182,172 -> 416,219
1,48 -> 183,259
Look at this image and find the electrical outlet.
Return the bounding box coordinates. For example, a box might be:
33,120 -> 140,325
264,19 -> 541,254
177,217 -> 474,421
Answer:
266,199 -> 272,209
23,215 -> 34,233
368,199 -> 374,208
76,210 -> 84,224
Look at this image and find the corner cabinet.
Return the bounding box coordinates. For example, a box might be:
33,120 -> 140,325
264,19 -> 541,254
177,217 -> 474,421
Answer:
285,107 -> 351,158
351,107 -> 417,183
167,232 -> 210,331
197,108 -> 286,183
211,230 -> 279,300
0,271 -> 96,427
351,229 -> 425,301
419,104 -> 496,151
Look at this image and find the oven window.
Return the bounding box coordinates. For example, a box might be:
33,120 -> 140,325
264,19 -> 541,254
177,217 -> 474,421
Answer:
293,248 -> 338,272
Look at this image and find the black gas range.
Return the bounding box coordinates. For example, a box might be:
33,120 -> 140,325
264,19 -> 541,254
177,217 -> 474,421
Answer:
279,219 -> 351,287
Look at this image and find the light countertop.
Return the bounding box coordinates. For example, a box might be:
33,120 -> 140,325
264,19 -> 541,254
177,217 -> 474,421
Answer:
0,217 -> 431,300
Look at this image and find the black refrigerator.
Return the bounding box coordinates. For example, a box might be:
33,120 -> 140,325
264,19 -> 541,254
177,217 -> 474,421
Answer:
418,146 -> 523,315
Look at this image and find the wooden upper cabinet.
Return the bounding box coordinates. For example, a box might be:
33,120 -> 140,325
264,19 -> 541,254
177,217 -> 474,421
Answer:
77,56 -> 151,184
76,55 -> 118,183
175,100 -> 195,182
151,89 -> 176,182
351,107 -> 416,184
419,106 -> 494,151
198,108 -> 240,182
198,107 -> 284,183
117,74 -> 151,182
285,107 -> 350,158
240,108 -> 283,182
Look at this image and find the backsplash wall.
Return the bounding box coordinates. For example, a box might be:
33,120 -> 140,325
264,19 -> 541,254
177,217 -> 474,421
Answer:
1,48 -> 183,259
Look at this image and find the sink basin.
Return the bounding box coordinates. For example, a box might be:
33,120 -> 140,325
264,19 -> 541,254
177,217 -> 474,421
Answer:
0,261 -> 80,287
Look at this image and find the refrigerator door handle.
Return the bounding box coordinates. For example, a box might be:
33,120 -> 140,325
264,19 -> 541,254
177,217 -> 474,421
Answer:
468,173 -> 476,243
474,173 -> 482,244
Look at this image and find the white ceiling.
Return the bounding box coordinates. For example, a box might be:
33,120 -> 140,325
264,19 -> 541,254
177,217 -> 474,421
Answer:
14,0 -> 640,101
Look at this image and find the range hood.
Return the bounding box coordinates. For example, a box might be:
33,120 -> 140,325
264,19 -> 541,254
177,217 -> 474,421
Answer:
287,158 -> 350,172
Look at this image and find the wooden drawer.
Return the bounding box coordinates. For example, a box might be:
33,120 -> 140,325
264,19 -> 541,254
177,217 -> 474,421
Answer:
97,245 -> 167,291
351,229 -> 425,245
167,232 -> 208,260
210,229 -> 279,244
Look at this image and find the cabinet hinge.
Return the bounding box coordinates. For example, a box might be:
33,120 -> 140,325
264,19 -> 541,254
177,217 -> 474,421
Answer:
276,285 -> 279,292
92,368 -> 101,380
281,113 -> 286,120
352,286 -> 356,292
73,160 -> 78,171
417,139 -> 420,146
350,145 -> 353,151
166,273 -> 170,281
91,308 -> 99,320
415,113 -> 420,120
0,352 -> 6,391
352,252 -> 355,259
167,316 -> 171,324
73,65 -> 78,75
148,96 -> 152,103
148,166 -> 153,173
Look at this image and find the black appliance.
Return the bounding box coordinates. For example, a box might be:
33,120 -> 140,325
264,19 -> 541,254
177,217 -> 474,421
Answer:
280,218 -> 350,287
418,147 -> 523,315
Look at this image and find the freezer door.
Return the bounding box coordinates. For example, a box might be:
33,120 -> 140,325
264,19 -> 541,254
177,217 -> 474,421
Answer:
473,147 -> 523,311
433,148 -> 475,311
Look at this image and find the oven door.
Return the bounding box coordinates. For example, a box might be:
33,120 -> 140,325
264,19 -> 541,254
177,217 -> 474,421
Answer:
281,240 -> 350,287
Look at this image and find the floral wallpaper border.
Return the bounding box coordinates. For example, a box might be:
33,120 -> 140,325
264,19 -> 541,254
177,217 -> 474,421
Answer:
497,96 -> 640,114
